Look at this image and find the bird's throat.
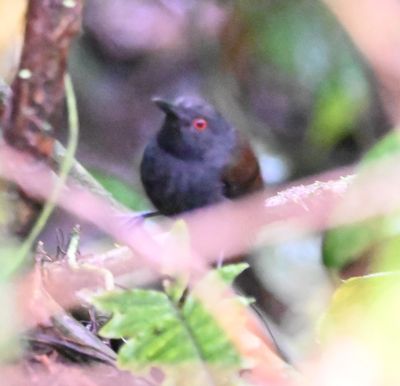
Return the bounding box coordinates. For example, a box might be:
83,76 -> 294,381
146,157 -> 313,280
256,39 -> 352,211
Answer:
157,123 -> 203,160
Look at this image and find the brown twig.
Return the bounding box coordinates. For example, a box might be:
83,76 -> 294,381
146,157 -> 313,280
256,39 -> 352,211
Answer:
0,79 -> 11,119
0,0 -> 83,237
2,0 -> 82,158
0,0 -> 121,237
0,143 -> 358,281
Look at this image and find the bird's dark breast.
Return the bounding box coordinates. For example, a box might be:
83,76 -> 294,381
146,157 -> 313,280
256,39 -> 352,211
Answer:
140,141 -> 225,215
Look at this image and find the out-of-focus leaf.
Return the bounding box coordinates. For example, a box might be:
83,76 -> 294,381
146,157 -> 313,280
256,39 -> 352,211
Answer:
308,69 -> 369,149
0,186 -> 23,360
94,264 -> 250,385
370,236 -> 400,272
0,186 -> 25,279
216,263 -> 249,285
360,131 -> 400,165
0,240 -> 27,281
320,272 -> 400,384
253,1 -> 366,86
252,2 -> 330,83
321,273 -> 400,335
90,169 -> 149,211
323,132 -> 400,270
0,282 -> 21,360
322,221 -> 381,269
246,0 -> 370,152
320,273 -> 400,376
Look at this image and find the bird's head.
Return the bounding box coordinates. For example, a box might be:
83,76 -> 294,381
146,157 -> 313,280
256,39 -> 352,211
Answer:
154,96 -> 236,162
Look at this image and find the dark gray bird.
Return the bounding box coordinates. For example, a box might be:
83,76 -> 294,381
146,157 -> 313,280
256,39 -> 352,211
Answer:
140,97 -> 263,215
140,97 -> 291,363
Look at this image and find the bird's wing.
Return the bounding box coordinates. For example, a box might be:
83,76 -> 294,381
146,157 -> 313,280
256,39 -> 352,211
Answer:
221,136 -> 263,199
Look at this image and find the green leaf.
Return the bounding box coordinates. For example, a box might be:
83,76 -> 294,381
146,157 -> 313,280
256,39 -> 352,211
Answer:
308,69 -> 368,150
322,220 -> 383,269
90,169 -> 149,211
254,1 -> 332,83
321,272 -> 400,333
0,185 -> 24,360
369,235 -> 400,272
0,282 -> 21,360
248,1 -> 370,154
0,188 -> 24,279
94,265 -> 250,385
360,131 -> 400,165
322,132 -> 400,270
216,263 -> 249,284
254,1 -> 368,89
0,241 -> 27,281
320,272 -> 400,373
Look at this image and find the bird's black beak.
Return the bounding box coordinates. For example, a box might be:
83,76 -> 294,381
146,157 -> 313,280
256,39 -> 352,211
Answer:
152,97 -> 181,117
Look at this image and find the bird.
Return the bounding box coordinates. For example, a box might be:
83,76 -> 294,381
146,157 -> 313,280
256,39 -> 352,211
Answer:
140,96 -> 263,216
140,99 -> 291,362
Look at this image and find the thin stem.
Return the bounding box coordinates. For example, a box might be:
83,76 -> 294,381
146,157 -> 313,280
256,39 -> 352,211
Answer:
13,74 -> 79,271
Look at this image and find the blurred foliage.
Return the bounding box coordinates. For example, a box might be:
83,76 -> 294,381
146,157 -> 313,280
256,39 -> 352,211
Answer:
90,169 -> 149,211
241,0 -> 371,151
0,0 -> 34,363
0,189 -> 25,279
371,236 -> 400,273
321,272 -> 400,337
323,131 -> 400,270
0,185 -> 24,360
323,221 -> 380,270
359,131 -> 400,165
94,264 -> 249,386
320,273 -> 400,381
309,70 -> 368,150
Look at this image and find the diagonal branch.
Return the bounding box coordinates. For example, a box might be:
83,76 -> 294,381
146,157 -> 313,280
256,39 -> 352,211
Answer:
2,0 -> 83,158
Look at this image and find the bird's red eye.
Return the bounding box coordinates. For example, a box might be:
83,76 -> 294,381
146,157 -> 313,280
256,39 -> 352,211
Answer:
192,118 -> 208,131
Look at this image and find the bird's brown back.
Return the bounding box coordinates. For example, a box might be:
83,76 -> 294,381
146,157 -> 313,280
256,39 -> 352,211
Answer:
222,137 -> 263,199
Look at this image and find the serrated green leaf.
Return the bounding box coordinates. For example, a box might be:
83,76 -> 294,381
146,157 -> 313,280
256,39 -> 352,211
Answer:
93,265 -> 250,384
95,289 -> 199,363
163,278 -> 187,305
